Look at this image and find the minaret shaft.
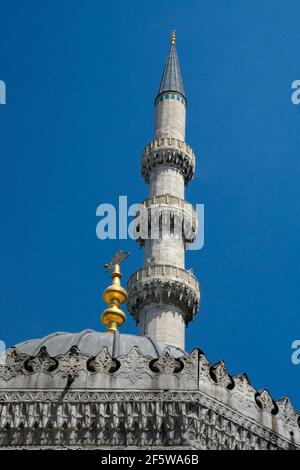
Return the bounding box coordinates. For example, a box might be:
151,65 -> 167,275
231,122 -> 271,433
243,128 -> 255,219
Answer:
154,97 -> 186,141
139,305 -> 186,349
149,166 -> 185,199
141,95 -> 187,346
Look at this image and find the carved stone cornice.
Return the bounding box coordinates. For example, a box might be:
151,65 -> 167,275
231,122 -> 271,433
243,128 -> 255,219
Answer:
0,389 -> 298,450
127,265 -> 200,323
141,138 -> 195,184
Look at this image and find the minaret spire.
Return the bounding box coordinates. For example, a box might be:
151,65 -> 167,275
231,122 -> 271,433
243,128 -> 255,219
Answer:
156,32 -> 185,103
127,33 -> 200,349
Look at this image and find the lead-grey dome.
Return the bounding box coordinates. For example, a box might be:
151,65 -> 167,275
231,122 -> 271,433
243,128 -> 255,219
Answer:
14,329 -> 185,358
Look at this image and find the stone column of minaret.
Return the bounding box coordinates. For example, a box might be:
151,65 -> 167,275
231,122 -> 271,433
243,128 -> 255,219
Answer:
127,32 -> 200,350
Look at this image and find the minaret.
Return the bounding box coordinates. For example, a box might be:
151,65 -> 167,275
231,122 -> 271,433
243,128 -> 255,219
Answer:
127,32 -> 200,350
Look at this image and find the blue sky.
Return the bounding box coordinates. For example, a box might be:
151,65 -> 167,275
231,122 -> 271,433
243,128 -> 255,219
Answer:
0,0 -> 299,408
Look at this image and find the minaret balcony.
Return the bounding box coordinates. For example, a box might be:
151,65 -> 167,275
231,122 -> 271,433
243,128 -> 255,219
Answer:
135,195 -> 198,245
127,264 -> 200,324
141,138 -> 196,184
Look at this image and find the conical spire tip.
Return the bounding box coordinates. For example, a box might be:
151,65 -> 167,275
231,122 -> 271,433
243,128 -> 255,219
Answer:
156,30 -> 185,100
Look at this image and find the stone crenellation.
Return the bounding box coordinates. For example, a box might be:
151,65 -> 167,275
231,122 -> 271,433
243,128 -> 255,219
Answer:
0,345 -> 299,449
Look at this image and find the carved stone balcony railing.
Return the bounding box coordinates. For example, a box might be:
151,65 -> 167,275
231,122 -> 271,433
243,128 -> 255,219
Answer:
127,265 -> 200,323
141,138 -> 196,184
143,194 -> 194,211
135,195 -> 198,245
127,264 -> 199,292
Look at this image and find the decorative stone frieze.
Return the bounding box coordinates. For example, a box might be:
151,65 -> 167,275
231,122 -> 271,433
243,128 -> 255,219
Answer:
0,391 -> 298,449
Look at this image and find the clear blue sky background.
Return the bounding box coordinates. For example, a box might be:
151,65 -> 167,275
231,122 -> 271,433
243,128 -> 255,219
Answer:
0,1 -> 299,409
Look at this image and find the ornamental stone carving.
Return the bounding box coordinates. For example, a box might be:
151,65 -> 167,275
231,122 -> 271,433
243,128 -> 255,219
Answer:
178,349 -> 198,382
151,349 -> 181,374
256,389 -> 275,414
0,390 -> 298,449
141,138 -> 196,184
0,348 -> 28,381
0,345 -> 299,449
198,352 -> 211,383
277,397 -> 299,433
231,374 -> 256,410
127,265 -> 200,324
114,347 -> 153,384
87,347 -> 117,374
24,347 -> 58,374
211,361 -> 232,388
56,346 -> 90,379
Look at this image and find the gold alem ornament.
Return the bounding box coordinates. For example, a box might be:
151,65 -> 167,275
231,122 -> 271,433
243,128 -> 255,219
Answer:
101,251 -> 130,332
171,30 -> 176,45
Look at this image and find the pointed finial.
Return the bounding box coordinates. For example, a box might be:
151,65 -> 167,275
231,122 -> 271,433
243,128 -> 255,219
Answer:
101,251 -> 129,333
171,30 -> 176,45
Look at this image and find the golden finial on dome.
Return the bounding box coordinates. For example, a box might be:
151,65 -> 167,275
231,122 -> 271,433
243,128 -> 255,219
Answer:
101,251 -> 129,333
171,30 -> 176,45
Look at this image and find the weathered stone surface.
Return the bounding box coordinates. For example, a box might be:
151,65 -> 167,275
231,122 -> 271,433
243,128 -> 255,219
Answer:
0,341 -> 299,449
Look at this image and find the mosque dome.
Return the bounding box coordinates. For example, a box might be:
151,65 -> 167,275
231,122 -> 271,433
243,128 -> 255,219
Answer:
14,329 -> 185,358
0,328 -> 189,395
